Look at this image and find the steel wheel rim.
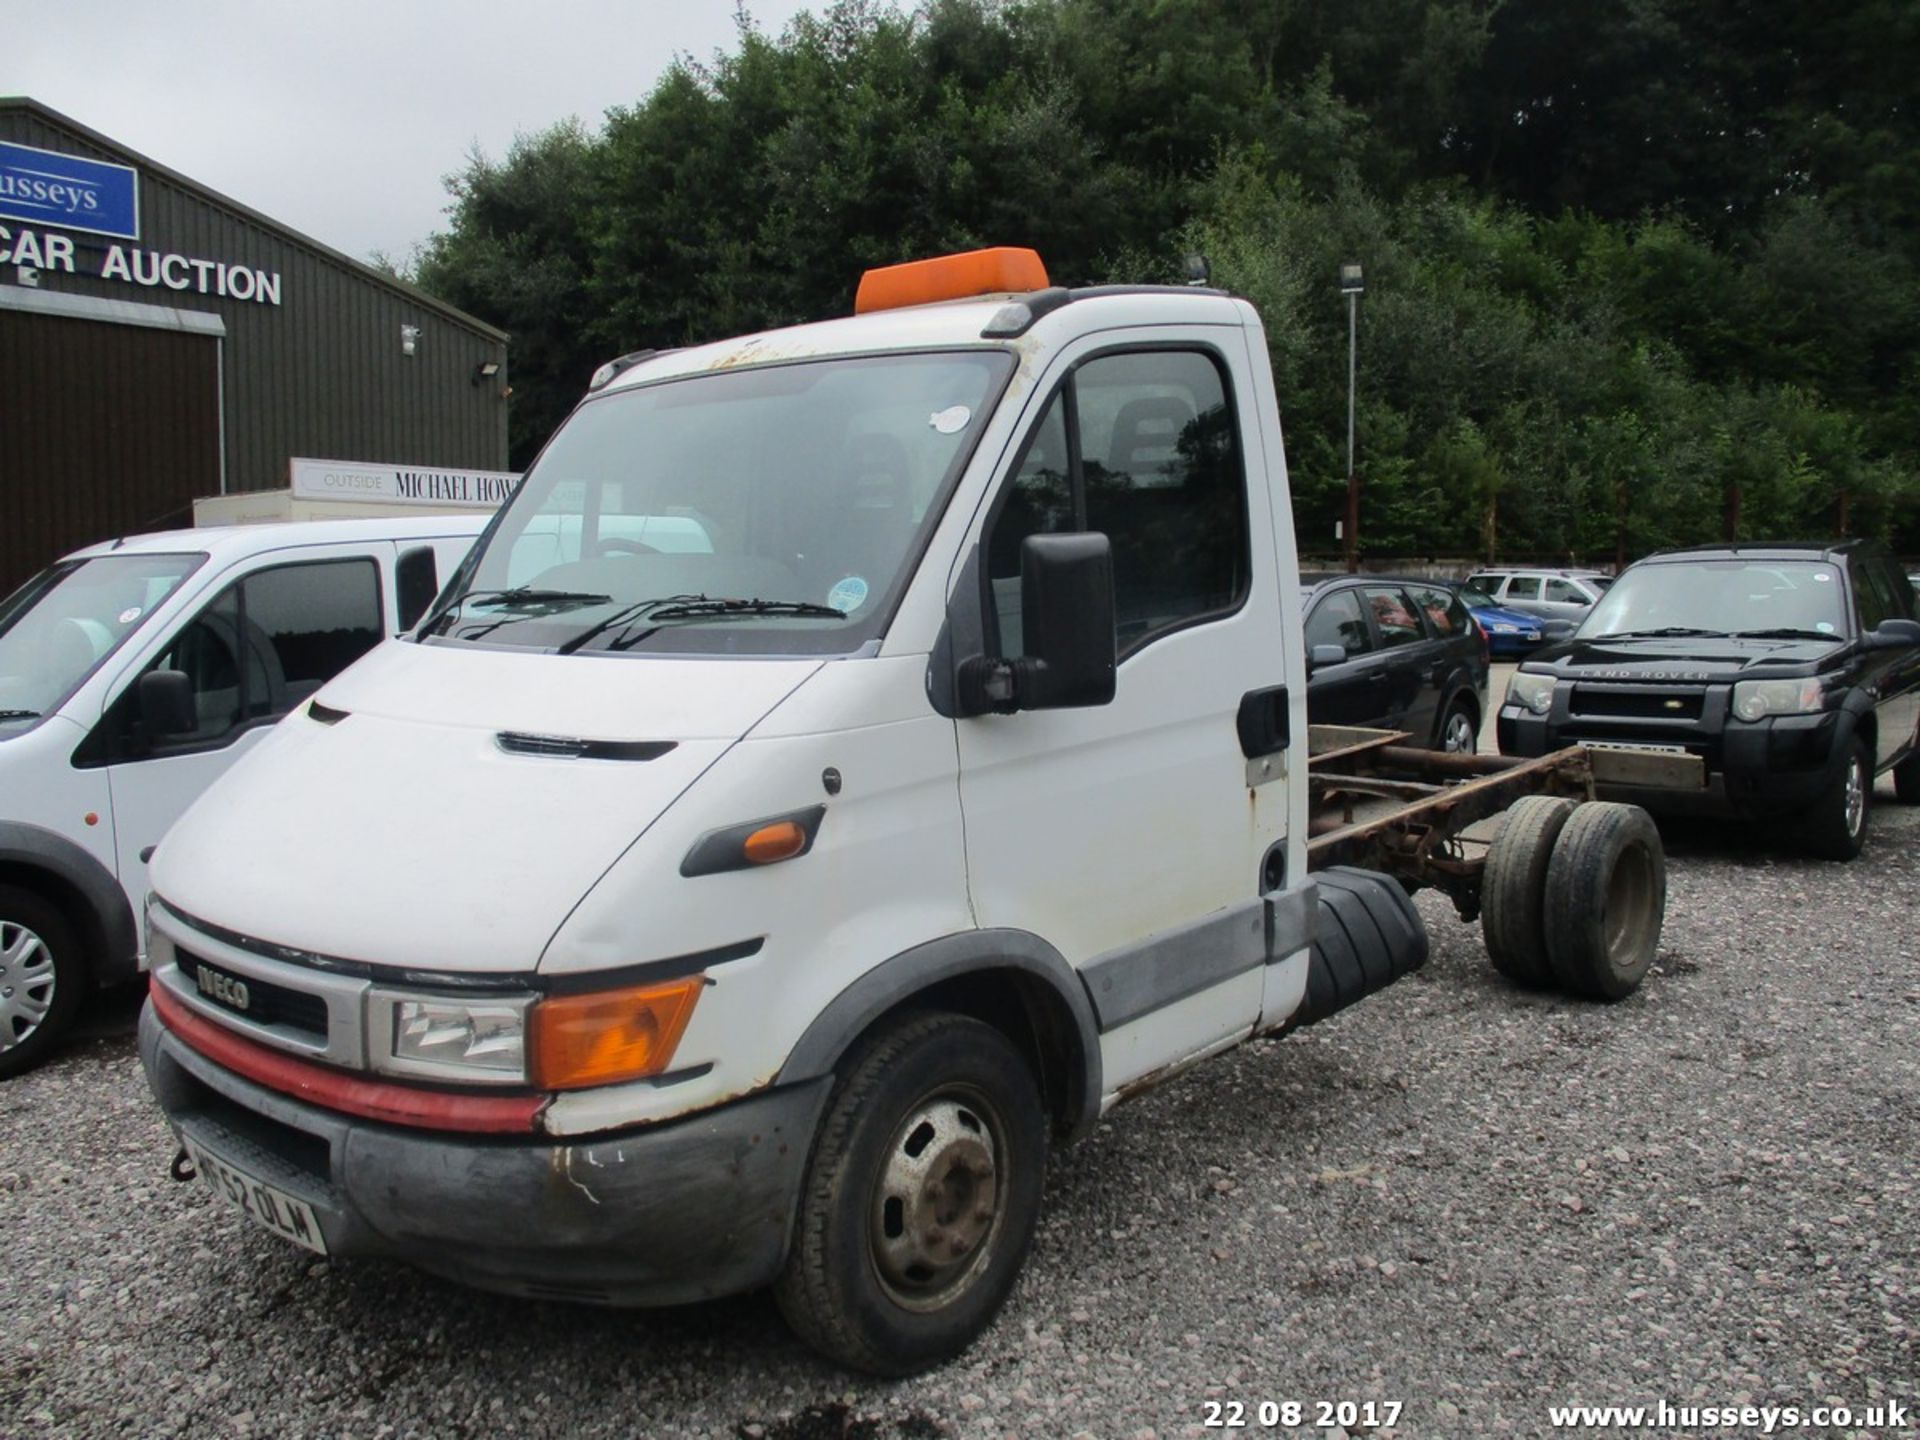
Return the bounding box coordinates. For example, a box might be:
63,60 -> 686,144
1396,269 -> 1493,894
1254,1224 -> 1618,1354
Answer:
1443,710 -> 1476,753
869,1087 -> 1005,1312
0,919 -> 56,1051
1602,843 -> 1656,964
1844,756 -> 1867,839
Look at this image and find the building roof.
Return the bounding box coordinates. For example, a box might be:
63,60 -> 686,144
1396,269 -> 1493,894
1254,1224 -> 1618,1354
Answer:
0,96 -> 506,344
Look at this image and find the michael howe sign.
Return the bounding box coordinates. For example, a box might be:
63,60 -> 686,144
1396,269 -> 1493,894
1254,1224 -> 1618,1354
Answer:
291,458 -> 520,508
0,140 -> 139,241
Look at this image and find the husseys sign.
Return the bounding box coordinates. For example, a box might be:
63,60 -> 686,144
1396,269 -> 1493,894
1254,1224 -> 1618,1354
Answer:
0,140 -> 282,305
0,140 -> 139,240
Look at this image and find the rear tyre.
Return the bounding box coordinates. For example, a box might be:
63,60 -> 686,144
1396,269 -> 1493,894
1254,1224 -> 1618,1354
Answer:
1803,739 -> 1872,860
1481,796 -> 1577,987
1543,803 -> 1667,1001
774,1012 -> 1047,1377
0,886 -> 86,1080
1437,699 -> 1479,755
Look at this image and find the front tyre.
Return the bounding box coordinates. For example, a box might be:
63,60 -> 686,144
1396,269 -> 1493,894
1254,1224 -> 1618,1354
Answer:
775,1012 -> 1047,1376
0,885 -> 85,1080
1803,739 -> 1872,861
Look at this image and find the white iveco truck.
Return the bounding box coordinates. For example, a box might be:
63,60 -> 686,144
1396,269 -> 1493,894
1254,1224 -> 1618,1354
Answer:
139,249 -> 1667,1374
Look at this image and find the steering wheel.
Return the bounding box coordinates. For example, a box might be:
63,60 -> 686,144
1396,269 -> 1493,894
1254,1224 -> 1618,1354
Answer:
598,538 -> 660,556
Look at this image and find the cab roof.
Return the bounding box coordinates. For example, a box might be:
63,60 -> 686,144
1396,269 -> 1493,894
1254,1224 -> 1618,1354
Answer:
63,514 -> 491,565
601,285 -> 1252,394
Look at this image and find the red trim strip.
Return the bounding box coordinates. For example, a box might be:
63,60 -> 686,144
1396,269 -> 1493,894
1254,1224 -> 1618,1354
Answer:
151,980 -> 546,1135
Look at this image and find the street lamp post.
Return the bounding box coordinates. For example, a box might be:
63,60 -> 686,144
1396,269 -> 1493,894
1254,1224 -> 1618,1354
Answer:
1340,262 -> 1364,573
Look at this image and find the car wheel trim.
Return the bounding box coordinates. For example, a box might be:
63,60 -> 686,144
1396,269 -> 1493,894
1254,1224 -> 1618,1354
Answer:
0,919 -> 57,1049
1443,709 -> 1476,753
1844,753 -> 1867,838
869,1089 -> 1004,1313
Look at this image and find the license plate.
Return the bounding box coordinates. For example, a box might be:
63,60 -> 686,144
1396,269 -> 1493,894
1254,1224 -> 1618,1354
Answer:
184,1137 -> 328,1255
1586,740 -> 1689,755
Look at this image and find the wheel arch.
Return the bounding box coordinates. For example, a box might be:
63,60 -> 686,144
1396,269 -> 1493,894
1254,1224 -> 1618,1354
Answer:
0,823 -> 136,987
776,929 -> 1103,1145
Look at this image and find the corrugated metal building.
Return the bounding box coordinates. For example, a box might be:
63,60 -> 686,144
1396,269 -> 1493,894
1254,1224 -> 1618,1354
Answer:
0,98 -> 508,592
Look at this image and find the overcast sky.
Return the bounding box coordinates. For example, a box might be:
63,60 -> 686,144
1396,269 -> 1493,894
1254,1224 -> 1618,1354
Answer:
8,0 -> 826,263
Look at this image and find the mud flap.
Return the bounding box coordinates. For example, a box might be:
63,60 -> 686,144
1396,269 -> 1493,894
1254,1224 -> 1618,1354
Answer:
1293,866 -> 1428,1028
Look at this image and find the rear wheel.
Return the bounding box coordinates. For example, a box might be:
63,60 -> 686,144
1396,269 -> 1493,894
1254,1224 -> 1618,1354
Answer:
1543,803 -> 1666,1001
774,1012 -> 1047,1376
1481,795 -> 1577,986
1437,699 -> 1479,755
1803,739 -> 1872,860
0,886 -> 85,1080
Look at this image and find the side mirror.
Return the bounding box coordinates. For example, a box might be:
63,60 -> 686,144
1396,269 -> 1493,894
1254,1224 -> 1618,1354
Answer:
138,669 -> 197,737
1307,643 -> 1347,672
1868,617 -> 1920,649
959,532 -> 1117,714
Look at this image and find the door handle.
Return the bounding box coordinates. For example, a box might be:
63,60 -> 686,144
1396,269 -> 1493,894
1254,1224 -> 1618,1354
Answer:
1236,685 -> 1289,758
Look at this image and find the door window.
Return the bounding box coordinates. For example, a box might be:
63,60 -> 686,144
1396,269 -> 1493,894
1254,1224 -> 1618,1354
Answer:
986,350 -> 1248,658
82,558 -> 382,763
1363,587 -> 1424,648
1503,575 -> 1542,599
1306,589 -> 1371,656
1544,578 -> 1588,604
1408,584 -> 1466,637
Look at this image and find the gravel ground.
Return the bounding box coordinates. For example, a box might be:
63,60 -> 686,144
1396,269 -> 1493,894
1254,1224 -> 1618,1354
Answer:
3,789 -> 1915,1439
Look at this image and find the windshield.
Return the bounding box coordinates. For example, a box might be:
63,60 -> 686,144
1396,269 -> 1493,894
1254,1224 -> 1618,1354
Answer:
0,553 -> 206,727
1461,579 -> 1500,606
432,351 -> 1012,656
1577,559 -> 1846,640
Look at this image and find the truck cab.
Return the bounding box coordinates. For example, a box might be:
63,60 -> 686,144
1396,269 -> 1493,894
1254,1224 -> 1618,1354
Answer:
139,251 -> 1364,1374
0,516 -> 486,1075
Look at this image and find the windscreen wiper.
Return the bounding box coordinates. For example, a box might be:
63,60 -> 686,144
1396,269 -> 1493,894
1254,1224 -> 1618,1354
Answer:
433,587 -> 615,641
0,709 -> 39,721
558,595 -> 848,656
1727,627 -> 1835,640
1589,627 -> 1727,640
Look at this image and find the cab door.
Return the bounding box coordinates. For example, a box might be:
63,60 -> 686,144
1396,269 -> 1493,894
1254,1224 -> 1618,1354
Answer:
954,333 -> 1288,1094
83,547 -> 391,910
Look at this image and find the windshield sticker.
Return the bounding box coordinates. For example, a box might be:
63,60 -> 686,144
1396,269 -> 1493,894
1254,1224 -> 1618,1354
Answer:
1813,573 -> 1831,580
117,606 -> 143,625
930,405 -> 971,435
828,576 -> 870,614
1816,621 -> 1835,633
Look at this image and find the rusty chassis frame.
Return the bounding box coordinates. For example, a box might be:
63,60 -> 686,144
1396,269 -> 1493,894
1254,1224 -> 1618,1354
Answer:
1304,725 -> 1703,922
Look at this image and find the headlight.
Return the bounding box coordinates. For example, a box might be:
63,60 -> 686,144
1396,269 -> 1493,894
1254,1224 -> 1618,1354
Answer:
1507,671 -> 1556,715
1490,624 -> 1516,634
1731,678 -> 1824,722
372,991 -> 533,1084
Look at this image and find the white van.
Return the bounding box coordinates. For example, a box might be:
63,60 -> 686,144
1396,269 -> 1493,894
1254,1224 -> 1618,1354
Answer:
140,251 -> 1404,1374
0,516 -> 487,1076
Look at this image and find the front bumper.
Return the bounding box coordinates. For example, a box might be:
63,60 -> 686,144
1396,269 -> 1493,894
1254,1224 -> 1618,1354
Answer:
1499,703 -> 1843,819
141,1001 -> 830,1307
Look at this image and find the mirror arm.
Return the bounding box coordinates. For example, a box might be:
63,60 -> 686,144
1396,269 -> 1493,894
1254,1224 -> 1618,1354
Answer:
957,655 -> 1020,715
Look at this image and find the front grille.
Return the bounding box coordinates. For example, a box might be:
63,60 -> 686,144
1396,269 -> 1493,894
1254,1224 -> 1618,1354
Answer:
176,949 -> 329,1040
1571,686 -> 1706,720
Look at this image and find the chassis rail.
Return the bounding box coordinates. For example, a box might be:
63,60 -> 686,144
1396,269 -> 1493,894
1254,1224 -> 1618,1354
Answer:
1305,725 -> 1703,920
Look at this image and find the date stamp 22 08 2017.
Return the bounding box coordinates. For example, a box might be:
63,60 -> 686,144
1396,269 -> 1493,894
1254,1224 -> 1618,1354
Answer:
1200,1399 -> 1405,1431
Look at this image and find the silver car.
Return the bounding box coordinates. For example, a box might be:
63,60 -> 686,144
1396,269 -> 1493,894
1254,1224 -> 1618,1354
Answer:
1463,568 -> 1612,625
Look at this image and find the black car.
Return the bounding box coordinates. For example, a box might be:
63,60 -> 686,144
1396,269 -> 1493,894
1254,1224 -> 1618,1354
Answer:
1303,574 -> 1490,752
1498,541 -> 1920,859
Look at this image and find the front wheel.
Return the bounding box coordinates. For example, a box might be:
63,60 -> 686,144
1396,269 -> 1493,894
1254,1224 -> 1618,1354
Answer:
774,1012 -> 1048,1376
1803,739 -> 1872,861
0,885 -> 85,1080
